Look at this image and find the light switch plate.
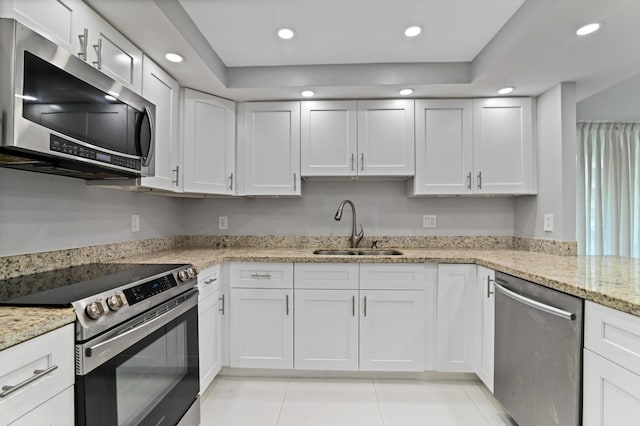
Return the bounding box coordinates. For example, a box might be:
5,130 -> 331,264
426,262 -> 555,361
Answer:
423,215 -> 437,228
131,214 -> 140,232
543,214 -> 554,232
218,216 -> 228,230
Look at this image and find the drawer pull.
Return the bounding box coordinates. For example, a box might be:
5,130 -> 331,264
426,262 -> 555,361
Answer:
218,294 -> 225,315
0,365 -> 58,398
250,273 -> 272,279
204,278 -> 217,285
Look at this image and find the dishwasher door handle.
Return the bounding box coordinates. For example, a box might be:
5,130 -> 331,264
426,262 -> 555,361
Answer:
494,282 -> 576,320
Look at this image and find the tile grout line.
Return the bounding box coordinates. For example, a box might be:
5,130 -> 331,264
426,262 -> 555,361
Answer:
372,379 -> 387,426
274,378 -> 291,426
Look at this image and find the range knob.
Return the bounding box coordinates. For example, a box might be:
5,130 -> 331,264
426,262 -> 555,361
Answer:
86,301 -> 106,320
178,270 -> 190,282
188,267 -> 197,278
107,294 -> 125,311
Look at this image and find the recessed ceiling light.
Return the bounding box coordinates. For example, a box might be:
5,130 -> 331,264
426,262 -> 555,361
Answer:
301,90 -> 315,97
165,52 -> 184,63
576,23 -> 601,36
498,86 -> 515,95
399,88 -> 414,96
404,26 -> 422,37
277,28 -> 295,40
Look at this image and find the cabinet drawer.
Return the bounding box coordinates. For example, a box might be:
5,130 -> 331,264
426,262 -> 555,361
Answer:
294,263 -> 359,290
9,386 -> 74,426
198,264 -> 221,299
0,324 -> 74,425
230,262 -> 293,289
585,301 -> 640,376
360,264 -> 426,290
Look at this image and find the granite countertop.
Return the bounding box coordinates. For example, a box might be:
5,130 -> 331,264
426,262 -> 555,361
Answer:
2,246 -> 640,351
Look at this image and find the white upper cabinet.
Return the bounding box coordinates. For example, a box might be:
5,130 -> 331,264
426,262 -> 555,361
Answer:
411,100 -> 473,195
473,98 -> 536,194
238,102 -> 301,196
140,56 -> 180,192
301,101 -> 358,176
357,100 -> 415,176
410,97 -> 536,196
183,89 -> 236,195
0,0 -> 143,93
300,100 -> 415,177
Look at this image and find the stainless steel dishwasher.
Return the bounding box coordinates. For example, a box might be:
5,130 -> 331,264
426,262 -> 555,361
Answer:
494,272 -> 583,426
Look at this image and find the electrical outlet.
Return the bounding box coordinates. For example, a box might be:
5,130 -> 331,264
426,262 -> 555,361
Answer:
131,214 -> 140,232
423,215 -> 437,228
544,214 -> 554,232
218,216 -> 228,230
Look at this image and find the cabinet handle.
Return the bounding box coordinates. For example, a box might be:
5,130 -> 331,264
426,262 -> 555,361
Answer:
218,294 -> 225,315
351,153 -> 355,171
352,295 -> 355,316
293,173 -> 297,191
172,165 -> 180,186
477,171 -> 482,190
0,365 -> 58,398
363,296 -> 367,317
286,294 -> 289,315
487,276 -> 495,298
361,153 -> 365,171
229,172 -> 234,191
204,277 -> 217,285
92,38 -> 102,70
250,273 -> 272,279
467,172 -> 472,190
78,28 -> 88,61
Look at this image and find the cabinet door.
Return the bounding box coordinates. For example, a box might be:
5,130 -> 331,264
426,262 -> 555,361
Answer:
140,56 -> 180,191
473,98 -> 536,194
239,102 -> 301,196
583,349 -> 640,426
301,101 -> 357,176
357,100 -> 414,176
294,289 -> 359,370
436,264 -> 477,372
198,288 -> 221,393
183,89 -> 236,195
83,11 -> 143,93
3,0 -> 85,55
360,290 -> 425,371
8,386 -> 74,426
230,288 -> 293,369
412,100 -> 473,195
476,266 -> 495,392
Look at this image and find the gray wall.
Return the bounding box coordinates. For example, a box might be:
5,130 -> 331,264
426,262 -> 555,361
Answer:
183,180 -> 515,236
0,168 -> 185,257
515,83 -> 576,241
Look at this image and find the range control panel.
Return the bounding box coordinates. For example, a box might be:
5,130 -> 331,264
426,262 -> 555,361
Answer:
123,275 -> 178,306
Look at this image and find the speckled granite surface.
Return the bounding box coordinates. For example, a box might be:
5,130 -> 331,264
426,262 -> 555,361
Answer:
0,307 -> 75,351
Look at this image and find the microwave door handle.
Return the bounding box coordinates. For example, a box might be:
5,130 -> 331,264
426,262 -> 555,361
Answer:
138,106 -> 154,167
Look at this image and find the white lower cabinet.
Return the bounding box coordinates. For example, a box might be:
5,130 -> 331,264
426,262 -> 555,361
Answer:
294,289 -> 359,370
230,288 -> 293,369
583,301 -> 640,426
0,324 -> 74,426
198,265 -> 222,393
475,266 -> 495,392
436,264 -> 477,372
360,289 -> 425,371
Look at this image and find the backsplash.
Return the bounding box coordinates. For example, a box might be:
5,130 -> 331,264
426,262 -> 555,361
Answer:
0,235 -> 576,280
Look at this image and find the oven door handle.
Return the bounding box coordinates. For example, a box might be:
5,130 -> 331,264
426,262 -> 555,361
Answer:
80,289 -> 198,373
494,282 -> 575,320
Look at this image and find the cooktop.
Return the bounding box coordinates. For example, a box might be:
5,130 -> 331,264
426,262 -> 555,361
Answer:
0,263 -> 190,306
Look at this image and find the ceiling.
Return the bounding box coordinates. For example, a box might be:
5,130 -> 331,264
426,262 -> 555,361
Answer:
86,0 -> 640,102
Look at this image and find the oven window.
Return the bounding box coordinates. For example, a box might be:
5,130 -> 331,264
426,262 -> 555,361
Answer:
116,322 -> 189,425
21,51 -> 141,155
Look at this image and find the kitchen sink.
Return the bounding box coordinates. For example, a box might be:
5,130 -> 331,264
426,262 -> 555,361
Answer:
313,249 -> 403,256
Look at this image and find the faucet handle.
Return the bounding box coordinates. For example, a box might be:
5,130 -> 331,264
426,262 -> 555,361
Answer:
355,224 -> 364,247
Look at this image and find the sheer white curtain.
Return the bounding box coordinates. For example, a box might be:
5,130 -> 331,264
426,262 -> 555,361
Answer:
577,122 -> 640,257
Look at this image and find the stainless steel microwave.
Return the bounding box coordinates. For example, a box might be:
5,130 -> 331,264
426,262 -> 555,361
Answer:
0,18 -> 155,180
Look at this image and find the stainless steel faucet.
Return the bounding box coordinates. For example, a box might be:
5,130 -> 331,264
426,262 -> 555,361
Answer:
334,200 -> 364,248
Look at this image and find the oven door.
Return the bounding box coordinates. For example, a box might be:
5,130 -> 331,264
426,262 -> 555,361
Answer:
75,290 -> 199,426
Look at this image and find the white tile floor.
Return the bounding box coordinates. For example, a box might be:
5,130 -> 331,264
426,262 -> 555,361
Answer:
200,376 -> 516,426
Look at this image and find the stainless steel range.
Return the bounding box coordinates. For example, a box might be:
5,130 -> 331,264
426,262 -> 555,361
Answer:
0,263 -> 201,426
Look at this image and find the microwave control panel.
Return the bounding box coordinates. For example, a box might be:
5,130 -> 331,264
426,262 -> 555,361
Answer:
50,135 -> 141,170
